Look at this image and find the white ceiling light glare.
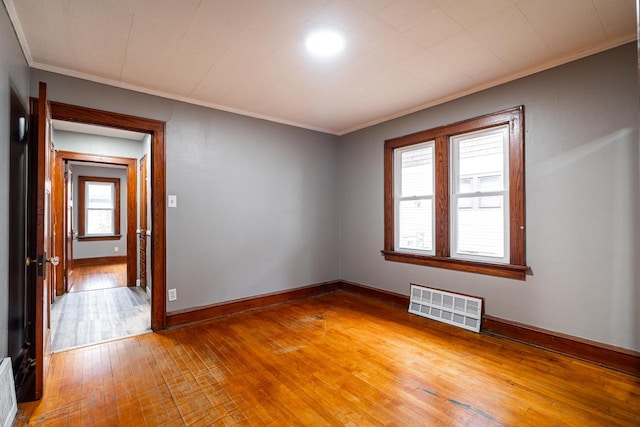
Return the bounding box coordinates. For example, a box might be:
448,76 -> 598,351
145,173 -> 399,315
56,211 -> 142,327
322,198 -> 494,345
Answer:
305,29 -> 345,58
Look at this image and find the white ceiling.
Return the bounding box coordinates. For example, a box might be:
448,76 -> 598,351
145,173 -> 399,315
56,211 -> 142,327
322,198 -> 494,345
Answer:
5,0 -> 637,135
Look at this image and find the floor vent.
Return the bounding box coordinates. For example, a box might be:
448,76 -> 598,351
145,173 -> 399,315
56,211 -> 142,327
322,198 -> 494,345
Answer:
0,358 -> 17,427
409,284 -> 483,333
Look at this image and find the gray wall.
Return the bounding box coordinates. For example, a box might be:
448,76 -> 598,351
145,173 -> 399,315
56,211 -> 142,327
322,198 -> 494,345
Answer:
70,164 -> 128,259
340,43 -> 639,352
0,4 -> 30,359
31,69 -> 341,312
52,128 -> 144,159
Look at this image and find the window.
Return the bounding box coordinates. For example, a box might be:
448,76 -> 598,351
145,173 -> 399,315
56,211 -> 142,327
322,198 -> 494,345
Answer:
382,107 -> 528,280
78,176 -> 121,241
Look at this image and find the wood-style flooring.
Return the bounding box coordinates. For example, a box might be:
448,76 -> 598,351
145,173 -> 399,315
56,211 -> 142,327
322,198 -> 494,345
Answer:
51,262 -> 150,352
18,292 -> 640,426
68,262 -> 127,293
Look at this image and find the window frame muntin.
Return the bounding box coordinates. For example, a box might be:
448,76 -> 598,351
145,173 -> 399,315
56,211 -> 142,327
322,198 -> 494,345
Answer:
382,106 -> 528,280
78,176 -> 122,241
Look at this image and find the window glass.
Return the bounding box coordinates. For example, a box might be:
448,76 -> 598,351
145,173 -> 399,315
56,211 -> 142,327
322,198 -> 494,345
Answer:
452,126 -> 508,262
401,147 -> 433,197
396,142 -> 434,254
398,199 -> 433,251
86,182 -> 115,235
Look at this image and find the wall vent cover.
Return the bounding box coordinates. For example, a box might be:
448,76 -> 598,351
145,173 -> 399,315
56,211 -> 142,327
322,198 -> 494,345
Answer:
0,358 -> 17,427
409,284 -> 482,333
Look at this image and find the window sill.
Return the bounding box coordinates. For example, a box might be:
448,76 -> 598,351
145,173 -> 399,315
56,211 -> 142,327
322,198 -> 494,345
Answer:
380,250 -> 530,280
78,234 -> 122,242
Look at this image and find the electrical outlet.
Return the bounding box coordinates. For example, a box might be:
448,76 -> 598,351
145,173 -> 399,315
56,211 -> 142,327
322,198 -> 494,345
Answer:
168,288 -> 177,301
114,246 -> 119,252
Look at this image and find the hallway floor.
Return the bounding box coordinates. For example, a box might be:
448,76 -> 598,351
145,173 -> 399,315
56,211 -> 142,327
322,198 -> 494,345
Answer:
68,262 -> 128,293
51,263 -> 151,352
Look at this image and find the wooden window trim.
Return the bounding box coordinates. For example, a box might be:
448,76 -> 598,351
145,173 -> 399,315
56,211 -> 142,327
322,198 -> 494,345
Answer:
78,176 -> 121,240
383,106 -> 529,280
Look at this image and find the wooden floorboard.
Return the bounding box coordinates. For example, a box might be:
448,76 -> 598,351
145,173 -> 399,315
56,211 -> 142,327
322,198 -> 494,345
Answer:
68,262 -> 127,293
17,292 -> 640,426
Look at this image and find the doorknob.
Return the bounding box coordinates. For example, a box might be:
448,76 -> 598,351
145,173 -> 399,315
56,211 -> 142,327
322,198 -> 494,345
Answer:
25,257 -> 33,267
46,256 -> 60,266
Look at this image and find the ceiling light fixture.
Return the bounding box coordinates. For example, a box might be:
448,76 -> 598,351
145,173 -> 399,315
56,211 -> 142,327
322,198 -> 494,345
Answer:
305,29 -> 345,57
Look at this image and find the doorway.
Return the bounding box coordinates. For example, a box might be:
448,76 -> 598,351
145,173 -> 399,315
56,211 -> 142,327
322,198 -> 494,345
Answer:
50,139 -> 152,351
45,100 -> 167,333
24,91 -> 167,400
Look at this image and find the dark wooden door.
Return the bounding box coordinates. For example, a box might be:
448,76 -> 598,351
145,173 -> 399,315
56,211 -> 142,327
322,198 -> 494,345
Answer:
138,154 -> 148,290
8,87 -> 30,394
64,162 -> 74,292
33,82 -> 55,399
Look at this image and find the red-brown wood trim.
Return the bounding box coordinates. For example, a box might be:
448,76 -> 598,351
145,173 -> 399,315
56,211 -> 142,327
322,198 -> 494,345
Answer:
508,106 -> 526,265
73,256 -> 127,267
381,250 -> 529,280
77,176 -> 121,237
52,152 -> 65,296
483,315 -> 640,377
434,135 -> 449,257
57,151 -> 137,288
383,143 -> 394,251
167,281 -> 341,328
77,235 -> 122,242
383,106 -> 527,277
48,102 -> 167,331
338,280 -> 410,309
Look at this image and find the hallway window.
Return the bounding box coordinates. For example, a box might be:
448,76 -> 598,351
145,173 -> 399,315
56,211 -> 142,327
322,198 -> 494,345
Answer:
78,176 -> 121,240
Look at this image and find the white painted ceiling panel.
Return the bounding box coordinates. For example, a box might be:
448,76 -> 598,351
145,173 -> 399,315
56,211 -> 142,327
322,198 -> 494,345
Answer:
68,0 -> 134,79
120,0 -> 201,88
402,10 -> 463,49
468,6 -> 550,70
6,0 -> 636,135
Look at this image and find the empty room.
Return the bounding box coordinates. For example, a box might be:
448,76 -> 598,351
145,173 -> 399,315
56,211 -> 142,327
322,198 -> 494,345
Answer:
0,0 -> 639,426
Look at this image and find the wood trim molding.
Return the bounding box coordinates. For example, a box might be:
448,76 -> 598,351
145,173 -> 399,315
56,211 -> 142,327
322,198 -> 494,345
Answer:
482,315 -> 640,377
77,176 -> 121,237
167,281 -> 341,328
49,101 -> 167,331
73,256 -> 127,267
337,280 -> 410,309
382,106 -> 528,280
57,151 -> 136,288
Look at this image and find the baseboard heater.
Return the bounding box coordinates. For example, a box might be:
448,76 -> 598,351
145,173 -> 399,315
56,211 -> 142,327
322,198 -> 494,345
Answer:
409,284 -> 483,333
0,358 -> 17,427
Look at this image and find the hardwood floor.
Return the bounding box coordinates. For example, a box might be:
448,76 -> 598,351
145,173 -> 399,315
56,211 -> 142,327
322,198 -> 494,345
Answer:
17,292 -> 640,426
68,262 -> 127,293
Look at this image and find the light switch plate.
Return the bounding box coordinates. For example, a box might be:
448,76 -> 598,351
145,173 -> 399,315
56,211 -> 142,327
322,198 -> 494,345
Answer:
168,195 -> 177,208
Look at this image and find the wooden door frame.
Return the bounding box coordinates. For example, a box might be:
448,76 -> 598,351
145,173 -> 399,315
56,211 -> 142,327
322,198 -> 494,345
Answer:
55,151 -> 138,289
139,154 -> 148,290
44,100 -> 166,331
